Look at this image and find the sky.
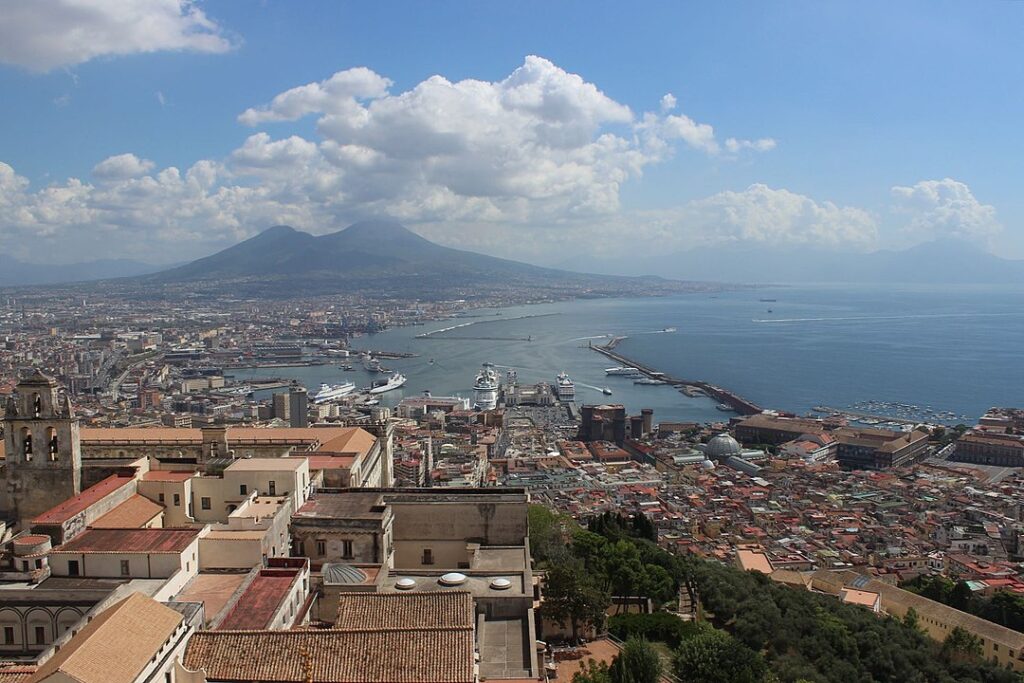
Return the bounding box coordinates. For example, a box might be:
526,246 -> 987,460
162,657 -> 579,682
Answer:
0,0 -> 1022,268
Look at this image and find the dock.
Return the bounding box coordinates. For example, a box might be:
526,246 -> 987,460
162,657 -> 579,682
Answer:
589,341 -> 762,416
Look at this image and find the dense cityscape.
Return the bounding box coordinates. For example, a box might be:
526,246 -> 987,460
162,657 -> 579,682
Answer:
3,2 -> 1024,683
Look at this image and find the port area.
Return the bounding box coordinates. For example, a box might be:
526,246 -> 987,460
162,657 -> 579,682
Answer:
589,339 -> 762,415
812,405 -> 931,427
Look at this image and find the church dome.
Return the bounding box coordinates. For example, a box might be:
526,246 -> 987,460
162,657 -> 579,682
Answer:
705,433 -> 742,460
322,563 -> 368,585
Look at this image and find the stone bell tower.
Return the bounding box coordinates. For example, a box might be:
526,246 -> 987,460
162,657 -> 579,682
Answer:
2,369 -> 82,526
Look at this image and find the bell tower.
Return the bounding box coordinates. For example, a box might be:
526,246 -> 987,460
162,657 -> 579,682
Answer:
2,369 -> 82,526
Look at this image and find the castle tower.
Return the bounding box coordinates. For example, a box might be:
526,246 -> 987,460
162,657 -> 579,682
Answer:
2,369 -> 82,526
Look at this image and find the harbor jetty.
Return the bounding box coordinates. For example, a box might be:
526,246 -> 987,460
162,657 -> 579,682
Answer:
590,340 -> 762,415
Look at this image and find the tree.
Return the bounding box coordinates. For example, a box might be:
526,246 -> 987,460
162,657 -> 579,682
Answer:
529,504 -> 572,566
941,626 -> 983,663
543,563 -> 611,641
902,606 -> 921,632
609,637 -> 662,683
673,624 -> 767,683
572,659 -> 611,683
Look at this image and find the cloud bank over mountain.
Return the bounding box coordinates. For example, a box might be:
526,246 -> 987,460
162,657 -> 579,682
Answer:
0,55 -> 998,268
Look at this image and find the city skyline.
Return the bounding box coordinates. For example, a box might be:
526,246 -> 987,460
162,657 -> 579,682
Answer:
0,1 -> 1022,269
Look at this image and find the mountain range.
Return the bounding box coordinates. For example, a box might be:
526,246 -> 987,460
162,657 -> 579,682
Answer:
0,255 -> 166,286
562,239 -> 1024,285
4,222 -> 1022,290
139,220 -> 689,298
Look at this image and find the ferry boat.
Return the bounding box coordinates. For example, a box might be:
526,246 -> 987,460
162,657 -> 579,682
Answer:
634,378 -> 667,385
605,366 -> 642,377
313,382 -> 356,404
555,372 -> 575,401
369,373 -> 407,394
473,363 -> 499,410
662,327 -> 677,333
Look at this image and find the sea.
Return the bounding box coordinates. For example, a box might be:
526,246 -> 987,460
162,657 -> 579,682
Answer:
229,283 -> 1024,425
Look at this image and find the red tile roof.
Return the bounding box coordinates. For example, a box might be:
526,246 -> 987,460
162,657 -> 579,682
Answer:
32,474 -> 135,525
217,570 -> 300,631
53,528 -> 199,554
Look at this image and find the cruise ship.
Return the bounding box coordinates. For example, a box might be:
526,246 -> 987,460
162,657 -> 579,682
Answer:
369,373 -> 407,394
555,371 -> 575,401
473,363 -> 499,411
313,381 -> 356,404
605,366 -> 642,377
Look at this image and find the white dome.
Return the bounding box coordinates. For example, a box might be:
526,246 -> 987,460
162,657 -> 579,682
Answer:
701,459 -> 716,470
439,572 -> 468,586
395,578 -> 417,590
490,578 -> 512,590
706,433 -> 742,459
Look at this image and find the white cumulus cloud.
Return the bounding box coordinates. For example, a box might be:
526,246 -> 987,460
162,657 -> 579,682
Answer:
0,56 -> 782,263
0,0 -> 235,72
891,178 -> 1001,241
92,153 -> 156,180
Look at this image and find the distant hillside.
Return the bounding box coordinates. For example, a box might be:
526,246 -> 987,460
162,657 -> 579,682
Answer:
571,239 -> 1024,284
0,255 -> 165,286
146,220 -> 694,298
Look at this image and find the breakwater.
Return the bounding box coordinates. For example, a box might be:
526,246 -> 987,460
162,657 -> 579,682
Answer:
590,341 -> 762,416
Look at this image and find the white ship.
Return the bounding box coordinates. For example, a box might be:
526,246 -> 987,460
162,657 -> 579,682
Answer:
369,373 -> 407,394
605,366 -> 642,377
313,381 -> 356,404
555,371 -> 575,401
473,363 -> 499,410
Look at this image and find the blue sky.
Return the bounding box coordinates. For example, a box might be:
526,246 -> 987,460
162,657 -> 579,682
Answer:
0,0 -> 1021,265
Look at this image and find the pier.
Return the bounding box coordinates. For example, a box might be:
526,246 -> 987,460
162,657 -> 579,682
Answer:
590,341 -> 763,416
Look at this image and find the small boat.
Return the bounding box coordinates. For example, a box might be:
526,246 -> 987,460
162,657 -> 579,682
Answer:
662,327 -> 677,333
602,388 -> 613,396
716,403 -> 734,412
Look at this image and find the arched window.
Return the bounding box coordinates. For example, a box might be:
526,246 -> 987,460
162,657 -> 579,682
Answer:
21,427 -> 32,461
32,394 -> 41,418
47,427 -> 58,462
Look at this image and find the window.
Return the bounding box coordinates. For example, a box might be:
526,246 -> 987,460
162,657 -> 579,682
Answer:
268,480 -> 276,495
315,539 -> 326,556
34,626 -> 45,645
201,497 -> 211,510
165,673 -> 173,683
173,493 -> 180,507
120,560 -> 130,576
239,484 -> 248,496
67,560 -> 80,576
3,627 -> 13,644
342,540 -> 353,559
422,548 -> 434,565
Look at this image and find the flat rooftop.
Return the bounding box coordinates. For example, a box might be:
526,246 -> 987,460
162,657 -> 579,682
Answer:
293,491 -> 386,521
224,457 -> 305,472
177,572 -> 249,627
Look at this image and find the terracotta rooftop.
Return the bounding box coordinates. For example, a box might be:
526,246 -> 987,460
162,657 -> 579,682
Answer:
90,495 -> 163,529
32,474 -> 135,525
80,426 -> 377,456
217,569 -> 301,630
53,527 -> 199,554
335,591 -> 473,630
27,592 -> 182,683
183,628 -> 475,683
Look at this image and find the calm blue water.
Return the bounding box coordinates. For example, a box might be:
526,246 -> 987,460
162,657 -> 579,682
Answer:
230,284 -> 1024,424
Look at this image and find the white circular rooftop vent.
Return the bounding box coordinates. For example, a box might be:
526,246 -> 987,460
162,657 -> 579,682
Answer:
490,578 -> 512,590
395,578 -> 417,590
439,572 -> 468,586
